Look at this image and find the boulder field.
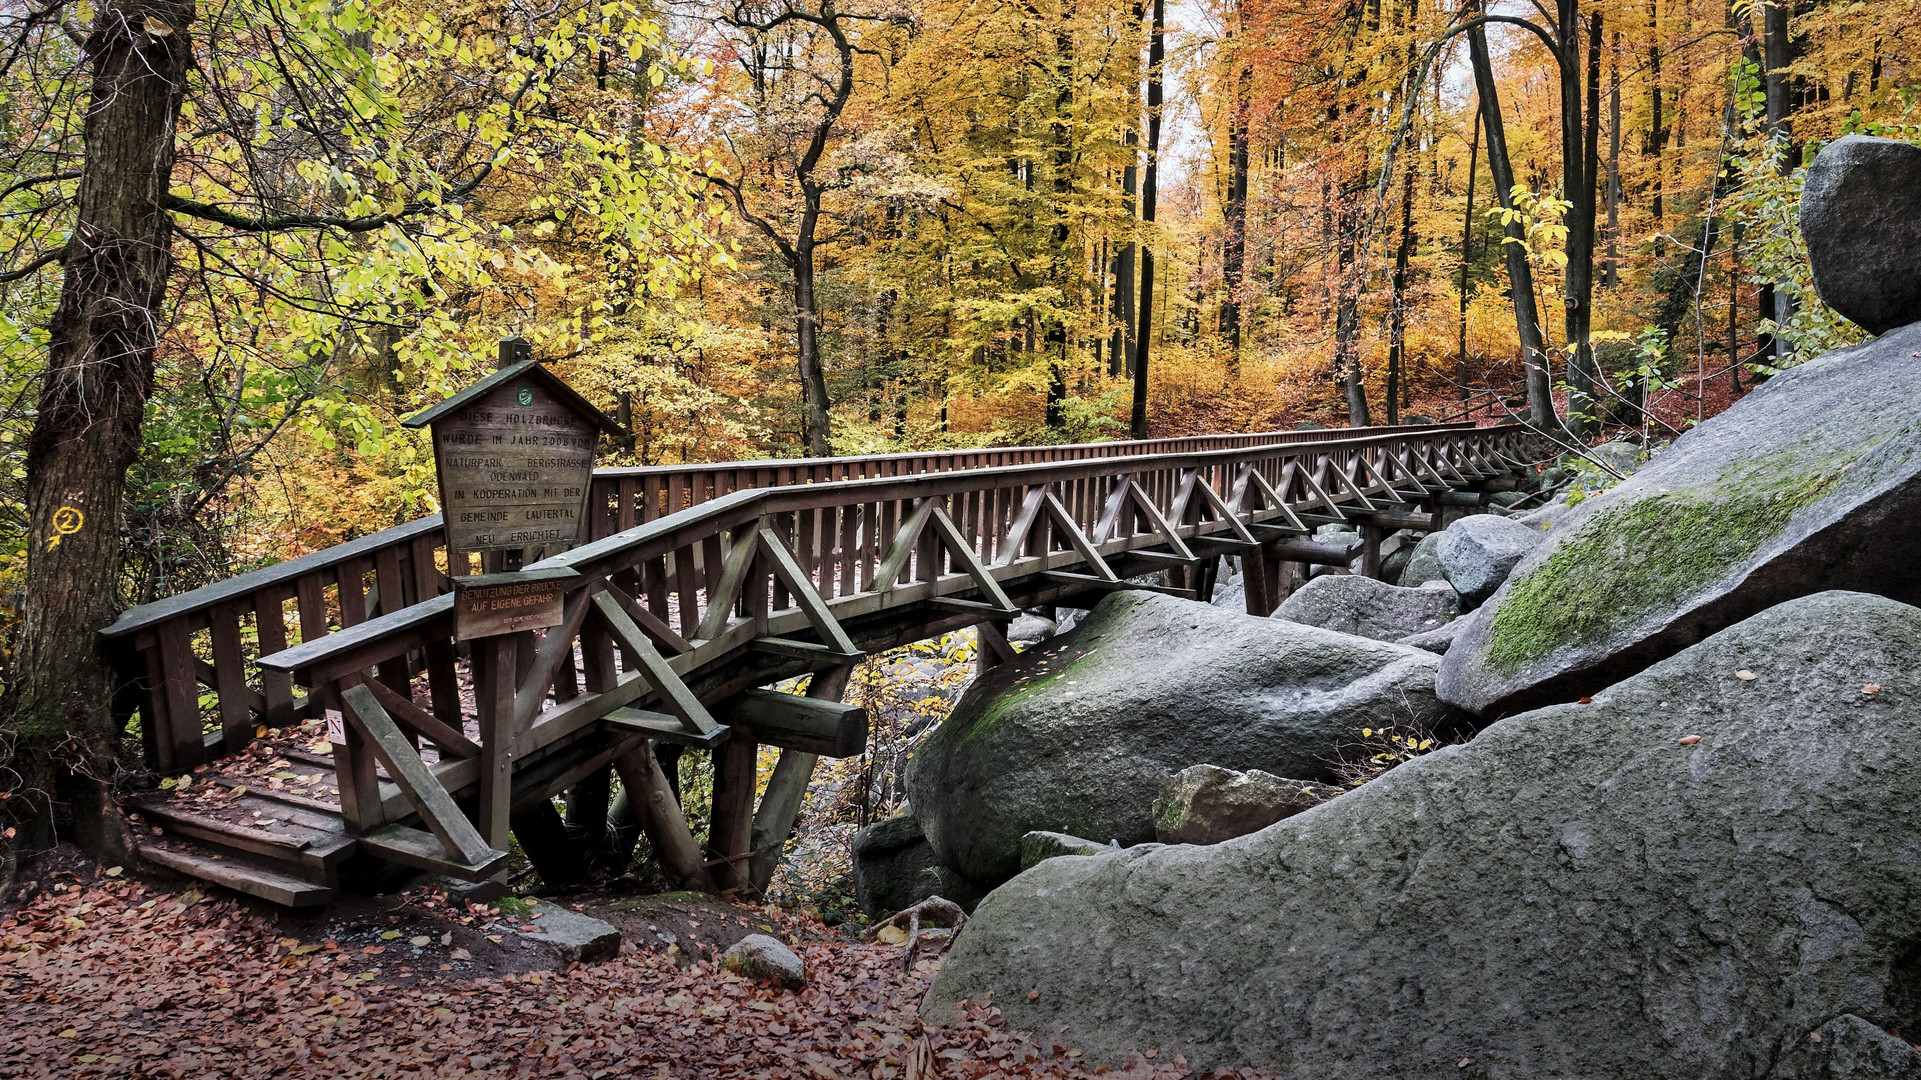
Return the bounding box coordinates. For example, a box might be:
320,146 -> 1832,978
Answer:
927,592 -> 1921,1077
904,591 -> 1460,887
1438,316 -> 1921,716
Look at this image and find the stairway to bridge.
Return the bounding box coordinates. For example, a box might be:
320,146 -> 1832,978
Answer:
101,422 -> 1535,907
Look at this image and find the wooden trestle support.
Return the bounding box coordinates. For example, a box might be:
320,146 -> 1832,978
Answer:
100,423 -> 1534,906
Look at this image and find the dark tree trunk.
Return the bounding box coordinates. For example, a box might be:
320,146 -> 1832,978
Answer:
1604,29 -> 1622,288
1761,0 -> 1796,367
1647,0 -> 1666,223
1110,36 -> 1141,379
793,198 -> 833,456
1469,20 -> 1554,428
1457,107 -> 1481,400
1045,21 -> 1075,431
1334,196 -> 1370,426
1131,0 -> 1164,440
1386,125 -> 1418,425
5,0 -> 196,867
1219,62 -> 1252,375
1559,3 -> 1601,437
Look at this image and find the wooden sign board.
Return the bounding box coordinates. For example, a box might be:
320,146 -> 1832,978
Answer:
453,569 -> 578,641
404,348 -> 625,569
432,381 -> 597,555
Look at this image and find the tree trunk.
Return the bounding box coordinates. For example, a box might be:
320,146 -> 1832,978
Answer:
1219,61 -> 1252,376
1334,195 -> 1370,426
793,201 -> 833,456
5,0 -> 196,864
1604,29 -> 1622,288
1762,0 -> 1796,367
1045,22 -> 1075,431
1647,0 -> 1666,223
1386,126 -> 1417,425
1558,3 -> 1600,438
1468,21 -> 1554,428
1110,28 -> 1142,380
1457,107 -> 1481,401
1131,0 -> 1164,440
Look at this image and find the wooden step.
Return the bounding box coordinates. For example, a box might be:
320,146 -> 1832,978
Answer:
128,792 -> 356,872
137,839 -> 334,908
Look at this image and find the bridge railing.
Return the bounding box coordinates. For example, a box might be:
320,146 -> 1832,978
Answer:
244,424 -> 1530,882
99,422 -> 1471,774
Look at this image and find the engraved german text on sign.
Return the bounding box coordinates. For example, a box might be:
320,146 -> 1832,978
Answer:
453,576 -> 567,641
432,382 -> 597,555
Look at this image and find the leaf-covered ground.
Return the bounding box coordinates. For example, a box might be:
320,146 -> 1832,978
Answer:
0,861 -> 1265,1080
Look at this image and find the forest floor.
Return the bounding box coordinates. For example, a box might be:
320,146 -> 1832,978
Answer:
0,855 -> 1264,1079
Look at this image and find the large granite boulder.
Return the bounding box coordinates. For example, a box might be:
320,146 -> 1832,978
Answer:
1799,134 -> 1921,335
927,592 -> 1921,1078
904,591 -> 1460,887
1439,319 -> 1921,716
1398,532 -> 1446,587
1274,574 -> 1459,641
1436,513 -> 1543,606
850,813 -> 982,918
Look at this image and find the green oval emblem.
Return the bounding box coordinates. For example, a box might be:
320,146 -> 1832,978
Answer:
516,387 -> 533,407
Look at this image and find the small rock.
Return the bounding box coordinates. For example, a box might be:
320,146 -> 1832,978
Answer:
1019,831 -> 1110,870
1396,610 -> 1478,655
1437,514 -> 1544,605
1799,134 -> 1921,335
505,906 -> 620,966
1005,613 -> 1057,646
1275,574 -> 1460,642
1151,764 -> 1342,845
720,934 -> 806,989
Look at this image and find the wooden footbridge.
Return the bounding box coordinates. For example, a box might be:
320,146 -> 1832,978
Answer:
101,421 -> 1533,906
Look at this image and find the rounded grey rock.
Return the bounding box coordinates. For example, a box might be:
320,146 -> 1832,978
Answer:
904,592 -> 1462,887
1800,134 -> 1921,335
1436,513 -> 1543,604
1274,574 -> 1459,641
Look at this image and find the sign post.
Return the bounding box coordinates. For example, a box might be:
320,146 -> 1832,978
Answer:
404,341 -> 626,850
404,339 -> 625,639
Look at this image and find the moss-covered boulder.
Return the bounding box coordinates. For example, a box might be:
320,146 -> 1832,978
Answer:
904,591 -> 1459,888
1439,320 -> 1921,716
927,592 -> 1921,1076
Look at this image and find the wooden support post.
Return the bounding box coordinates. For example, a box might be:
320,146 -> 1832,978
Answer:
1193,556 -> 1222,603
706,737 -> 758,893
1242,555 -> 1273,618
510,798 -> 587,888
723,689 -> 867,757
612,742 -> 714,891
332,701 -> 383,834
566,763 -> 613,855
340,683 -> 497,869
975,620 -> 1016,676
601,786 -> 643,873
746,665 -> 853,894
1359,524 -> 1384,580
474,634 -> 518,852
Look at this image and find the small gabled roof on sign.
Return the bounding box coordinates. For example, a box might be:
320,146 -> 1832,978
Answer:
402,357 -> 627,436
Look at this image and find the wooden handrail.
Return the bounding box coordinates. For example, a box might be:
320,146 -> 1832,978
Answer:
102,421 -> 1465,641
106,421 -> 1526,779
